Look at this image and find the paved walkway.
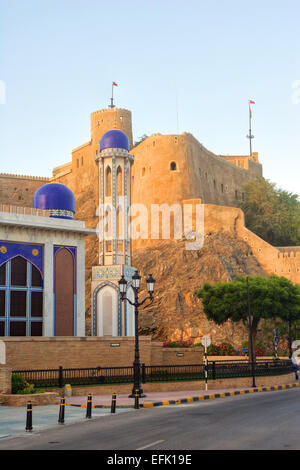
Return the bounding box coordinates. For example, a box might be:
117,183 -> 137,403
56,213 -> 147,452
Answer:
0,383 -> 298,442
64,383 -> 300,408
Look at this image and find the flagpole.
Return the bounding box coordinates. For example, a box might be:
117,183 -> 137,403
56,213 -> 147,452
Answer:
110,82 -> 114,109
249,103 -> 252,156
247,100 -> 254,157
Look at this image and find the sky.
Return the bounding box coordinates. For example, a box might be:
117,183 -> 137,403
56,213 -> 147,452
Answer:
0,0 -> 300,196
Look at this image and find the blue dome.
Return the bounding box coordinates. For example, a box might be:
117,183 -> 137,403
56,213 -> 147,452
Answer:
33,183 -> 75,219
100,129 -> 130,152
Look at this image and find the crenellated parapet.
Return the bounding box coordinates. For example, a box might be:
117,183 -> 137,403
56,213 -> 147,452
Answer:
0,173 -> 50,181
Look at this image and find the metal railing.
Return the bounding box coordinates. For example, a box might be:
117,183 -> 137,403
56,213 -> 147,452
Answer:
12,359 -> 293,389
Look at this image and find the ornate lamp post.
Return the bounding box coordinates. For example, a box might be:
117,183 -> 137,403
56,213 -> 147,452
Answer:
119,270 -> 156,398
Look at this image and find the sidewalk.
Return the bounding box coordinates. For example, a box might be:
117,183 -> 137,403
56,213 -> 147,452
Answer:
64,383 -> 300,408
0,382 -> 298,442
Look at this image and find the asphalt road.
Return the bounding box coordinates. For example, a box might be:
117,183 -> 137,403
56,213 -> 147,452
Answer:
1,388 -> 300,451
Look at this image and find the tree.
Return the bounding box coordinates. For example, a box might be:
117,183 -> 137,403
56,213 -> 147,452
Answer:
132,134 -> 148,148
197,275 -> 300,360
237,178 -> 300,246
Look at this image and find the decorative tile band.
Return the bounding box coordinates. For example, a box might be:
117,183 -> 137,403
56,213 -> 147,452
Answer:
49,209 -> 74,219
92,264 -> 136,281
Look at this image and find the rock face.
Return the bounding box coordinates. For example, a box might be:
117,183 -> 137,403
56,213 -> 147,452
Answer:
76,190 -> 268,348
132,232 -> 267,349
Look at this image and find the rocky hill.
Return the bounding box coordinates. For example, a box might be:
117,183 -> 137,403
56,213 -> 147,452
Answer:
76,188 -> 268,348
132,232 -> 267,349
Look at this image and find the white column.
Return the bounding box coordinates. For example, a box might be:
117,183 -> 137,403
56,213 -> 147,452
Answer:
76,237 -> 86,336
43,241 -> 54,336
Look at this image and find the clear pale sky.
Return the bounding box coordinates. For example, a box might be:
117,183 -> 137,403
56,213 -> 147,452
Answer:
1,0 -> 300,196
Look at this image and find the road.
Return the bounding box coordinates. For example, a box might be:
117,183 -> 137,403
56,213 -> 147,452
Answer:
1,388 -> 300,451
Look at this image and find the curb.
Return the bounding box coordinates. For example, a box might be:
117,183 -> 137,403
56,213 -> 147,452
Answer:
60,403 -> 134,409
140,383 -> 300,408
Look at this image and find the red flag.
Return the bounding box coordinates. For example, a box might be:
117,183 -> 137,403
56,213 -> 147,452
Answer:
112,82 -> 118,86
249,100 -> 255,104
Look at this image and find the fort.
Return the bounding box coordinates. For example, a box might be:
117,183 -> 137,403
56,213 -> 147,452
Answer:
0,106 -> 300,345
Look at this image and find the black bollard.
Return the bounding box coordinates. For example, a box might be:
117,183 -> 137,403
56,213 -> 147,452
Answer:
111,393 -> 116,413
86,393 -> 92,419
58,397 -> 65,424
25,401 -> 33,432
134,389 -> 139,410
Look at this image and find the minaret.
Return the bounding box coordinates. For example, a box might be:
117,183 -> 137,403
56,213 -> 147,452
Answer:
91,129 -> 136,337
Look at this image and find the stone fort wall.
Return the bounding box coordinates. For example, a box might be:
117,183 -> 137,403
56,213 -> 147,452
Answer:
0,108 -> 262,223
0,173 -> 50,208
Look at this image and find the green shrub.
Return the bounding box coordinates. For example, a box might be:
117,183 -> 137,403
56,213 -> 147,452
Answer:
11,374 -> 43,395
18,382 -> 36,395
11,374 -> 25,394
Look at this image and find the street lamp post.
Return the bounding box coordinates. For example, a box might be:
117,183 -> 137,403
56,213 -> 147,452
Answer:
119,270 -> 156,398
246,276 -> 256,388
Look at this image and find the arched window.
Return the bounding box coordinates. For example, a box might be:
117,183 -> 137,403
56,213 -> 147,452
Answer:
104,206 -> 112,238
170,161 -> 177,171
117,166 -> 122,196
105,166 -> 112,197
0,256 -> 43,337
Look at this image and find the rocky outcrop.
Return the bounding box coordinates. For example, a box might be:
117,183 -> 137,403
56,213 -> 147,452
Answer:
132,232 -> 267,349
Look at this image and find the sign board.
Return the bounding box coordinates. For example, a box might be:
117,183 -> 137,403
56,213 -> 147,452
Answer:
176,353 -> 184,357
110,343 -> 120,347
201,336 -> 211,348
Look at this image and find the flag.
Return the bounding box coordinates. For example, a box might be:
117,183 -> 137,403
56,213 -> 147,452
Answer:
112,82 -> 118,86
249,100 -> 255,118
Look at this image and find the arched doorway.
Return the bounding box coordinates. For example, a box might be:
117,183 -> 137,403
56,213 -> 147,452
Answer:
95,283 -> 120,336
54,248 -> 75,336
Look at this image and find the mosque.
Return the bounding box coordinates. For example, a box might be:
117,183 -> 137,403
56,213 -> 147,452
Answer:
0,126 -> 137,338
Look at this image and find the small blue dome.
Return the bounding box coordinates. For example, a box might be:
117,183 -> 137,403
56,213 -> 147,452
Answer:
100,129 -> 130,152
33,183 -> 75,219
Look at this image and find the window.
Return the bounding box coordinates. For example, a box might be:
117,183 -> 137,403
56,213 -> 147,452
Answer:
117,166 -> 122,195
142,167 -> 146,176
235,190 -> 238,199
0,256 -> 43,336
81,156 -> 84,166
105,166 -> 112,197
77,159 -> 79,168
170,162 -> 177,171
221,183 -> 224,193
11,256 -> 27,286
